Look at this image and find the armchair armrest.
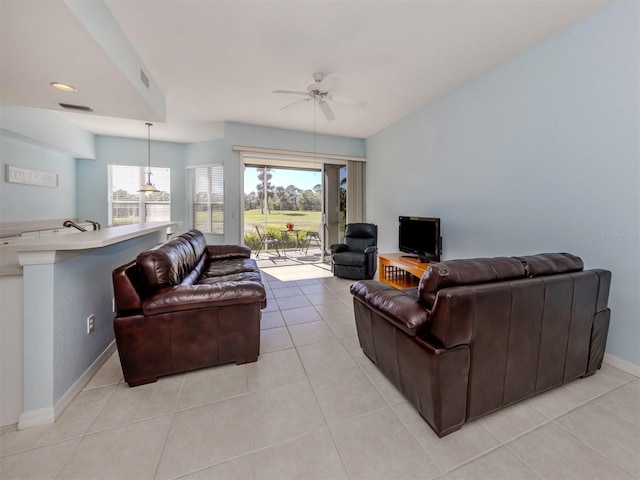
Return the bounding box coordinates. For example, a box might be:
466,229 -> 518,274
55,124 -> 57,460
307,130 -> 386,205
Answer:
207,244 -> 251,260
363,246 -> 378,254
330,243 -> 348,253
351,280 -> 430,336
142,281 -> 265,315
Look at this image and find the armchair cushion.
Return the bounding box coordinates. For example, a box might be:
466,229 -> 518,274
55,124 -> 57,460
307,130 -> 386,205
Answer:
332,251 -> 369,267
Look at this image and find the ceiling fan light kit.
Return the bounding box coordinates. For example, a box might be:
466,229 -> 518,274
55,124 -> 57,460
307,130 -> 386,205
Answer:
273,72 -> 365,121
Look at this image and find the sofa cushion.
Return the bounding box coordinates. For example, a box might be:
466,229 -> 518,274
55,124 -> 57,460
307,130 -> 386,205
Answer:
182,229 -> 208,257
137,234 -> 205,289
203,258 -> 261,278
198,270 -> 263,285
514,253 -> 584,278
418,257 -> 525,308
207,244 -> 251,260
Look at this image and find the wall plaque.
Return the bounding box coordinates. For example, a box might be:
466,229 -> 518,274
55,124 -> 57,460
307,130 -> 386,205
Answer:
6,165 -> 58,188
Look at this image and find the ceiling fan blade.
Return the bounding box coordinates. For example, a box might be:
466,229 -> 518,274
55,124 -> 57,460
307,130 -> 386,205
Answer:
314,74 -> 336,93
281,97 -> 311,111
319,100 -> 335,121
328,94 -> 366,108
273,89 -> 308,96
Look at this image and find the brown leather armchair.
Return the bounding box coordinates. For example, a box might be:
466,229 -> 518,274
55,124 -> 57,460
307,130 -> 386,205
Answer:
351,253 -> 611,436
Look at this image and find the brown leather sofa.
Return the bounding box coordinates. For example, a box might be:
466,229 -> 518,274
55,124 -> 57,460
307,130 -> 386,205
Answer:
351,253 -> 611,437
112,229 -> 266,387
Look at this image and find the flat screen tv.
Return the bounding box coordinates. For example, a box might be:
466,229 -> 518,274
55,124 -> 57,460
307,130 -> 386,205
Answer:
398,216 -> 441,262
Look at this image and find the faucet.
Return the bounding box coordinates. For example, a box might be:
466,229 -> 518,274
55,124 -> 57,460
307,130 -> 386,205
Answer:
85,220 -> 101,230
63,220 -> 87,232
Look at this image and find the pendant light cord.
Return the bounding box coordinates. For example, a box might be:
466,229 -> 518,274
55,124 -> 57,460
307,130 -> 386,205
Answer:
146,122 -> 152,174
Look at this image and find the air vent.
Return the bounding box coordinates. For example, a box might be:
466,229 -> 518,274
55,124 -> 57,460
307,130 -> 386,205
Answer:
59,103 -> 93,112
140,69 -> 150,89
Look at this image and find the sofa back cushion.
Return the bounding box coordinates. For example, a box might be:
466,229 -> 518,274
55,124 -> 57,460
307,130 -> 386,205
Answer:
137,230 -> 207,289
418,257 -> 525,308
514,252 -> 583,277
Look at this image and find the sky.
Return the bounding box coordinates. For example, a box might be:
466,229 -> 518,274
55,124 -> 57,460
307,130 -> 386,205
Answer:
244,167 -> 322,194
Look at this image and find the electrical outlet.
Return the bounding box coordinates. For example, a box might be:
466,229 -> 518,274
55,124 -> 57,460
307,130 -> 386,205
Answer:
87,314 -> 95,334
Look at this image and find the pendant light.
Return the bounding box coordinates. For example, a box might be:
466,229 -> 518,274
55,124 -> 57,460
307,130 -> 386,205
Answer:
138,122 -> 159,194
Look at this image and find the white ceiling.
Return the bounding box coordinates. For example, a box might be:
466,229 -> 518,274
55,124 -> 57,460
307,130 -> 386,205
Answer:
0,0 -> 612,144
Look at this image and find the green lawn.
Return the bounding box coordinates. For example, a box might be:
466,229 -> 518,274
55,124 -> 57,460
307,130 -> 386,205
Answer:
244,209 -> 321,228
243,209 -> 322,249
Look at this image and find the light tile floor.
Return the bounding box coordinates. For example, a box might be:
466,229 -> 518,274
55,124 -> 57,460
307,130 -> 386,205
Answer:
1,266 -> 639,480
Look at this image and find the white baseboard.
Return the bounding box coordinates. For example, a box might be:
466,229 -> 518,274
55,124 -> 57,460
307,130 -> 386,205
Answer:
604,353 -> 640,377
17,341 -> 117,430
18,407 -> 55,430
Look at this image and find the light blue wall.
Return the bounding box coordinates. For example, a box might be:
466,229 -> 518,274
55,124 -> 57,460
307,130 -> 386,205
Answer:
76,136 -> 189,231
186,138 -> 226,167
0,134 -> 77,222
52,233 -> 163,400
222,122 -> 366,244
21,231 -> 165,412
365,1 -> 639,366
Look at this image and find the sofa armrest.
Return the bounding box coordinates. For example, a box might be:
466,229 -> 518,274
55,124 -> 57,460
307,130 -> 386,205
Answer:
207,244 -> 251,260
351,280 -> 430,336
112,261 -> 143,315
142,281 -> 265,315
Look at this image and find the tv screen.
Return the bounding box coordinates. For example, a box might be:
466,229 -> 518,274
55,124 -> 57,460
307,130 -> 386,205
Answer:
398,216 -> 441,262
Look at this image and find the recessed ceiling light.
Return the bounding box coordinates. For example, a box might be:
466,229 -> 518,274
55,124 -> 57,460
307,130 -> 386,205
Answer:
50,82 -> 77,93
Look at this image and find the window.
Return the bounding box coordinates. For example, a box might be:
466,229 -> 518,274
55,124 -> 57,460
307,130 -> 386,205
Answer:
190,165 -> 224,234
108,165 -> 171,226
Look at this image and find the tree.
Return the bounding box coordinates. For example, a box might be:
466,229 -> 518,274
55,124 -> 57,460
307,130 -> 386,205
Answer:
256,168 -> 274,214
340,177 -> 347,216
274,186 -> 286,210
244,191 -> 258,210
285,184 -> 301,210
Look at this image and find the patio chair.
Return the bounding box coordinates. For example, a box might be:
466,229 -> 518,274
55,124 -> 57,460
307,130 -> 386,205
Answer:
301,229 -> 322,254
255,226 -> 281,257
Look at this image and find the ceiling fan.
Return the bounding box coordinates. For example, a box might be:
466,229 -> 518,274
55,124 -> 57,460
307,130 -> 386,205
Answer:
273,72 -> 366,121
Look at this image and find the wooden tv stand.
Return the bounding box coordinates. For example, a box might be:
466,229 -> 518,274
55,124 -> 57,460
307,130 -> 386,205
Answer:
378,252 -> 431,289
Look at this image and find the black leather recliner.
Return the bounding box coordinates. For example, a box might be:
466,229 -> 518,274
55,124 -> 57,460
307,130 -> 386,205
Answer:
330,223 -> 378,280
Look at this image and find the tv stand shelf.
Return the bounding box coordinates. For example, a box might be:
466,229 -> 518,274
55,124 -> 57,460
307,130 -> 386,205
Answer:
378,252 -> 431,289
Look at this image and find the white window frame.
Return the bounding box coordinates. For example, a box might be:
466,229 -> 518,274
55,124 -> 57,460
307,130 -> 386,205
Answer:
188,164 -> 224,234
107,164 -> 171,226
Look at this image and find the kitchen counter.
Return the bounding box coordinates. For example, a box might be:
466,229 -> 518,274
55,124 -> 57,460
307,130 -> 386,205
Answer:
1,222 -> 178,276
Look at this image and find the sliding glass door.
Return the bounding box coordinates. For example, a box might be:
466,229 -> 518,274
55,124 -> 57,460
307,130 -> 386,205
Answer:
244,164 -> 323,255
